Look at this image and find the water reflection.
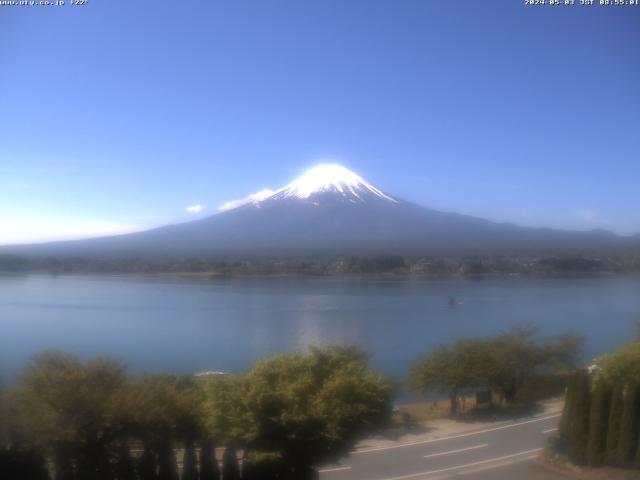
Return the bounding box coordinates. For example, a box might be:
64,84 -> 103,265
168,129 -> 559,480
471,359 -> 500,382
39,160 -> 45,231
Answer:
0,274 -> 638,382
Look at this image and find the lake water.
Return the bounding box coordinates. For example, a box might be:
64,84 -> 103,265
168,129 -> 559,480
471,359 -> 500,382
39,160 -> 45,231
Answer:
1,274 -> 639,385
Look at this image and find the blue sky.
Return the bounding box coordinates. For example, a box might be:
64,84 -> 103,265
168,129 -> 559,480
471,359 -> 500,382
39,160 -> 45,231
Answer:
1,0 -> 639,244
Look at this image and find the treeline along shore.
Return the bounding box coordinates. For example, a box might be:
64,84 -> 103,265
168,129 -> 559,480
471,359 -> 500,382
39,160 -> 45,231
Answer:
2,252 -> 640,276
0,327 -> 584,480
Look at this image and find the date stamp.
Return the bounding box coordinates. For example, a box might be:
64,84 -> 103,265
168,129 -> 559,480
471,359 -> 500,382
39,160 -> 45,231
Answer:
524,0 -> 638,5
0,0 -> 88,6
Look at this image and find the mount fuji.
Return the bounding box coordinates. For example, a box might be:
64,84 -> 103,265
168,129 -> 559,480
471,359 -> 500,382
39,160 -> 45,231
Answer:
3,164 -> 636,258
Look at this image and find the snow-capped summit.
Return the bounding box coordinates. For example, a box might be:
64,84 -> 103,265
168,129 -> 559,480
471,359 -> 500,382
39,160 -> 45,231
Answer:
5,164 -> 633,258
269,164 -> 397,204
216,164 -> 396,212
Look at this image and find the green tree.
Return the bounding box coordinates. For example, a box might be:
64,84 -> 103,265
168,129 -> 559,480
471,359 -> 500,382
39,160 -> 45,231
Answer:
488,327 -> 582,403
411,329 -> 582,412
242,451 -> 285,480
559,372 -> 576,440
599,341 -> 640,385
199,439 -> 220,480
410,340 -> 491,415
14,352 -> 127,480
202,376 -> 251,452
596,338 -> 640,467
0,448 -> 50,480
136,447 -> 156,480
635,426 -> 640,468
616,384 -> 639,467
586,378 -> 611,466
568,369 -> 590,465
222,446 -> 240,480
206,346 -> 391,479
605,384 -> 624,465
157,440 -> 178,480
181,443 -> 198,480
123,375 -> 204,480
113,443 -> 136,480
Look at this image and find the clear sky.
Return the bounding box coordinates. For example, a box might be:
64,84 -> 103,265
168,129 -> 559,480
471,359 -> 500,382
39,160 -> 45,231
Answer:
1,0 -> 639,245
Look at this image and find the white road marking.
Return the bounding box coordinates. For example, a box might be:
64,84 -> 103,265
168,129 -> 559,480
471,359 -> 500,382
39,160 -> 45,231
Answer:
423,443 -> 488,459
318,466 -> 352,473
542,427 -> 558,433
457,453 -> 540,476
380,448 -> 543,480
352,413 -> 561,454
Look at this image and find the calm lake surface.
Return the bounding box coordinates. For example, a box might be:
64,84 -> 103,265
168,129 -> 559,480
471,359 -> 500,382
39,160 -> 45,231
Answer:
1,274 -> 639,383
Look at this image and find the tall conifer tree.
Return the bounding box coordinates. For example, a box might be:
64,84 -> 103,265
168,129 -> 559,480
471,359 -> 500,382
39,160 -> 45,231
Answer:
559,371 -> 577,440
586,379 -> 611,466
182,442 -> 198,480
568,369 -> 590,465
199,440 -> 220,480
617,384 -> 639,467
605,384 -> 624,465
222,446 -> 240,480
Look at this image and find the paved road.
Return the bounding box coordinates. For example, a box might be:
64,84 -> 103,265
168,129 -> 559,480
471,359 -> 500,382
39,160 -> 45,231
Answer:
319,412 -> 567,480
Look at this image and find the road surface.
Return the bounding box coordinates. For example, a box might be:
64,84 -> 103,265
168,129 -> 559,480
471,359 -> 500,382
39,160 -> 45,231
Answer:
320,411 -> 566,480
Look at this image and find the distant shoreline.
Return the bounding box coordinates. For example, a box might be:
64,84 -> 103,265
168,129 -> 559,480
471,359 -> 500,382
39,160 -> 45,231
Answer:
1,252 -> 639,277
2,269 -> 638,281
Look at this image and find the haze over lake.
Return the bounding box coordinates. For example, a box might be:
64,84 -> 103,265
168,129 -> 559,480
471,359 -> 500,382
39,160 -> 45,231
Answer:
1,274 -> 638,384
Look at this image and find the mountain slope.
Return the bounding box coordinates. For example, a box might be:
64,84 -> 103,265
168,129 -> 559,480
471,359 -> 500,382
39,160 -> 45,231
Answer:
3,164 -> 637,258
